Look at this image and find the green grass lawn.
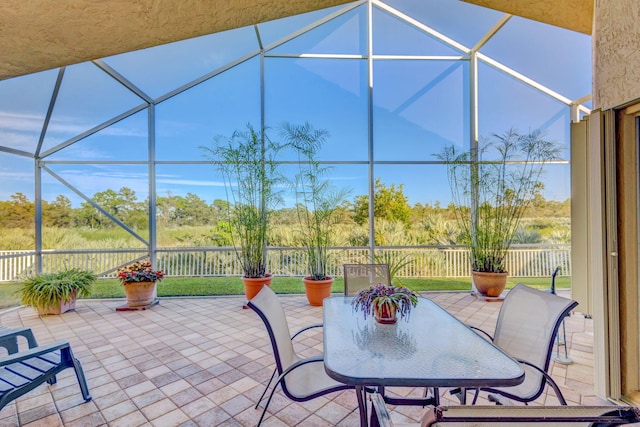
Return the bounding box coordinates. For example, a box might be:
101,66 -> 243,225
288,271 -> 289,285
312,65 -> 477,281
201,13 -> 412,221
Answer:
0,276 -> 570,310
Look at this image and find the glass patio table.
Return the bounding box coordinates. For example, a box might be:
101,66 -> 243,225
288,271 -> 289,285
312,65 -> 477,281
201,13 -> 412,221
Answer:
323,296 -> 525,427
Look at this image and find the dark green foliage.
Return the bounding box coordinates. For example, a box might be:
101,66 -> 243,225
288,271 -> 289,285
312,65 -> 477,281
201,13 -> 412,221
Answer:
353,178 -> 412,227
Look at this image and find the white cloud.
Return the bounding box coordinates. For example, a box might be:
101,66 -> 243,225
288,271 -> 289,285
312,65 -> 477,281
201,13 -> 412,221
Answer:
0,110 -> 147,157
0,171 -> 32,179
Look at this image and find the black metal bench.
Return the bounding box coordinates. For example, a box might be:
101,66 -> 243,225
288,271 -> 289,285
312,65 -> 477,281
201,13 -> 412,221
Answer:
0,326 -> 91,411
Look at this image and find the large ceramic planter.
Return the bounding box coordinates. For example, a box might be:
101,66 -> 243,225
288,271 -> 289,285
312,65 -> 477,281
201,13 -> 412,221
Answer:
36,290 -> 77,315
303,276 -> 333,306
243,274 -> 273,301
472,271 -> 508,297
124,281 -> 156,307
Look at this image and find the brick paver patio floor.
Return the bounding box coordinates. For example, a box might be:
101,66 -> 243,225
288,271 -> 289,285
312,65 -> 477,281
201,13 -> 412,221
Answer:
0,290 -> 606,426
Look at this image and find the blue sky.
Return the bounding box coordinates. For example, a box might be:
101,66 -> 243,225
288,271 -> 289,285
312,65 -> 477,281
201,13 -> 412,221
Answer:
0,0 -> 590,209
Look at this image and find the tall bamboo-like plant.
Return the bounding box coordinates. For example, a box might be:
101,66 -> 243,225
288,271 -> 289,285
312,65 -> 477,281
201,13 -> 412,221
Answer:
280,122 -> 351,280
437,128 -> 561,273
202,124 -> 283,278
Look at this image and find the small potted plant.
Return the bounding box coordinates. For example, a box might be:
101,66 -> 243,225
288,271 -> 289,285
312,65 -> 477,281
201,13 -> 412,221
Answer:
20,268 -> 96,315
351,283 -> 419,324
117,261 -> 165,307
280,122 -> 351,306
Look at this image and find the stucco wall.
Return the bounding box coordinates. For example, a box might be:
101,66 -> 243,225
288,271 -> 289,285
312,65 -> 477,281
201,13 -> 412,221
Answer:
594,0 -> 640,109
0,0 -> 352,80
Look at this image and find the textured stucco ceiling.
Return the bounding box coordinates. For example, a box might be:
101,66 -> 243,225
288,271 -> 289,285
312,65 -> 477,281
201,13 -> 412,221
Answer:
462,0 -> 593,35
0,0 -> 593,82
0,0 -> 352,81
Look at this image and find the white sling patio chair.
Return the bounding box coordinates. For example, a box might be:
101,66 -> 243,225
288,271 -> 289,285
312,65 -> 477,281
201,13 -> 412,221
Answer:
452,283 -> 578,405
343,263 -> 391,296
247,285 -> 354,426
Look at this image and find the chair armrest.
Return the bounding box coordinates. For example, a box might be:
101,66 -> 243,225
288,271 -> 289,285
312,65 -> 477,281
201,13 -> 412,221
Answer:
277,355 -> 324,379
468,325 -> 493,341
0,327 -> 39,353
515,358 -> 567,405
0,340 -> 70,367
291,323 -> 323,340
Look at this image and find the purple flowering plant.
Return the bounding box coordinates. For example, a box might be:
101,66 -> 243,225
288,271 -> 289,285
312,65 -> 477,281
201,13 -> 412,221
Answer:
351,283 -> 419,321
117,261 -> 165,285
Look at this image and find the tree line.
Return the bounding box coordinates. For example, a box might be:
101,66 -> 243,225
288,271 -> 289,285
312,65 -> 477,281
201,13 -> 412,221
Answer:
0,180 -> 570,245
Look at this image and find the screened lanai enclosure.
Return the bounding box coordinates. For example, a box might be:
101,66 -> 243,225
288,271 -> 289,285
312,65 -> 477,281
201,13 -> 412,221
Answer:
0,0 -> 591,282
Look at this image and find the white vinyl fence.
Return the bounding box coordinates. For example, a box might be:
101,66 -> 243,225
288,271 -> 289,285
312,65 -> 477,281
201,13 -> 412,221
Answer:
0,245 -> 570,282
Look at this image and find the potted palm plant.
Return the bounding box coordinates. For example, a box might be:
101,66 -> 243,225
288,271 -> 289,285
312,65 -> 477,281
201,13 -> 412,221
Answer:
20,268 -> 96,315
280,122 -> 351,306
437,128 -> 561,297
351,283 -> 419,324
203,124 -> 283,301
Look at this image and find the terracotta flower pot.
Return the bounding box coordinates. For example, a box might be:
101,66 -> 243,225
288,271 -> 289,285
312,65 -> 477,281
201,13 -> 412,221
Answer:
472,271 -> 508,297
124,281 -> 156,307
303,276 -> 333,306
242,274 -> 273,301
373,303 -> 397,324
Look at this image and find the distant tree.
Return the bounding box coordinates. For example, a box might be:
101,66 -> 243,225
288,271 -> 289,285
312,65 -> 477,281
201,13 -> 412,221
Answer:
73,187 -> 146,229
156,193 -> 179,227
353,178 -> 411,225
43,195 -> 73,227
74,201 -> 103,228
527,195 -> 570,218
0,193 -> 34,228
157,193 -> 216,227
334,200 -> 356,225
269,207 -> 299,227
211,199 -> 230,223
175,193 -> 211,226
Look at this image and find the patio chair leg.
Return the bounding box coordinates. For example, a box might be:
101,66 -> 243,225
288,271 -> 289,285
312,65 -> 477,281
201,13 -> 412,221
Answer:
553,320 -> 573,365
449,387 -> 466,405
255,368 -> 277,410
256,376 -> 282,426
423,387 -> 440,406
62,345 -> 92,402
